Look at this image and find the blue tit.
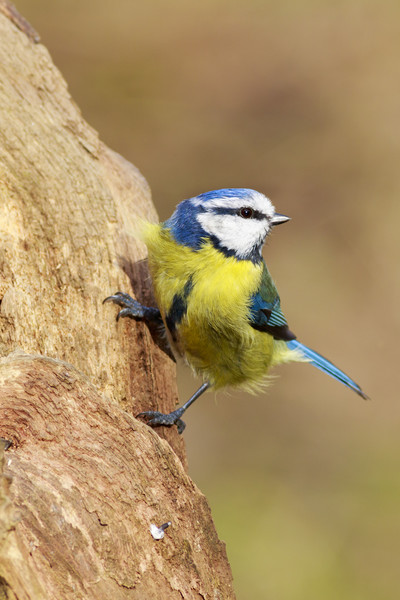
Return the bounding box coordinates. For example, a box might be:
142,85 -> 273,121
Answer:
105,188 -> 368,433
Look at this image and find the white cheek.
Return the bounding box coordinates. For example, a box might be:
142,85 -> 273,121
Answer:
198,213 -> 269,258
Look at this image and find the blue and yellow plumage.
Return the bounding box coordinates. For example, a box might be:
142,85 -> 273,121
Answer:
106,188 -> 368,433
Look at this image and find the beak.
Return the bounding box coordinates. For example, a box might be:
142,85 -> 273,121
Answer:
271,213 -> 290,226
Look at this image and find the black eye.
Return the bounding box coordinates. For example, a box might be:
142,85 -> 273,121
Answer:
239,207 -> 254,219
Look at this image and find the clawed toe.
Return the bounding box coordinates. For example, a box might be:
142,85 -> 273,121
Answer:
104,292 -> 162,324
103,292 -> 146,320
103,291 -> 131,306
115,307 -> 139,321
136,410 -> 186,434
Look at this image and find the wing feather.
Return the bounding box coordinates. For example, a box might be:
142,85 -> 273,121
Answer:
249,263 -> 296,341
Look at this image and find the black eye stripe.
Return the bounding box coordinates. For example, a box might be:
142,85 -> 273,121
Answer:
238,207 -> 266,220
210,207 -> 267,220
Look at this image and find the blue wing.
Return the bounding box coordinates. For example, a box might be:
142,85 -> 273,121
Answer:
249,262 -> 369,399
249,264 -> 296,341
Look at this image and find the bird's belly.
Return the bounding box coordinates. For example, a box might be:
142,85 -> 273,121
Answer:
174,315 -> 275,389
146,230 -> 274,388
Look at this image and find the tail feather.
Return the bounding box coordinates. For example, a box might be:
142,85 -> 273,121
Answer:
287,340 -> 369,400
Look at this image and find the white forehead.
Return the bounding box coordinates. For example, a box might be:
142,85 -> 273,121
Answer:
191,189 -> 275,217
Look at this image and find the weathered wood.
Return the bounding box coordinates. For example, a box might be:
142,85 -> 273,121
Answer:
0,3 -> 235,598
0,352 -> 234,599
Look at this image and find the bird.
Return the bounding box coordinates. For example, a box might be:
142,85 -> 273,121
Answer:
105,188 -> 368,433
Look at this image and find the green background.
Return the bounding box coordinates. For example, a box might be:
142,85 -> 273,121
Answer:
16,1 -> 400,598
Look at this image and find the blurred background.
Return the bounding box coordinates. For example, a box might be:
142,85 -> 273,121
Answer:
16,1 -> 399,598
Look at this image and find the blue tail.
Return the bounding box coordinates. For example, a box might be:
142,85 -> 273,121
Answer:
287,340 -> 369,399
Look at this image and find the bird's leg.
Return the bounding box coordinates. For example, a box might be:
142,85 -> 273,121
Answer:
103,291 -> 163,326
137,382 -> 210,434
104,291 -> 176,359
104,291 -> 207,432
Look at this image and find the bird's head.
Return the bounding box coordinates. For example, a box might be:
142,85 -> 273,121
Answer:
164,188 -> 289,262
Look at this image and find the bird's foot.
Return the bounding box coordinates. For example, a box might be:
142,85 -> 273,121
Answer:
103,292 -> 161,323
136,408 -> 186,434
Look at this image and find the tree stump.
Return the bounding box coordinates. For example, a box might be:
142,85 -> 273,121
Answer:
0,2 -> 235,598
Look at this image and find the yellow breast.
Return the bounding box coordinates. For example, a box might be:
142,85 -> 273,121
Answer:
143,223 -> 276,389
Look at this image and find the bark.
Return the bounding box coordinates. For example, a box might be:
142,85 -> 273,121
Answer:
0,3 -> 235,598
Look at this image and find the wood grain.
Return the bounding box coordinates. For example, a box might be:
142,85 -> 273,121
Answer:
0,4 -> 235,597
